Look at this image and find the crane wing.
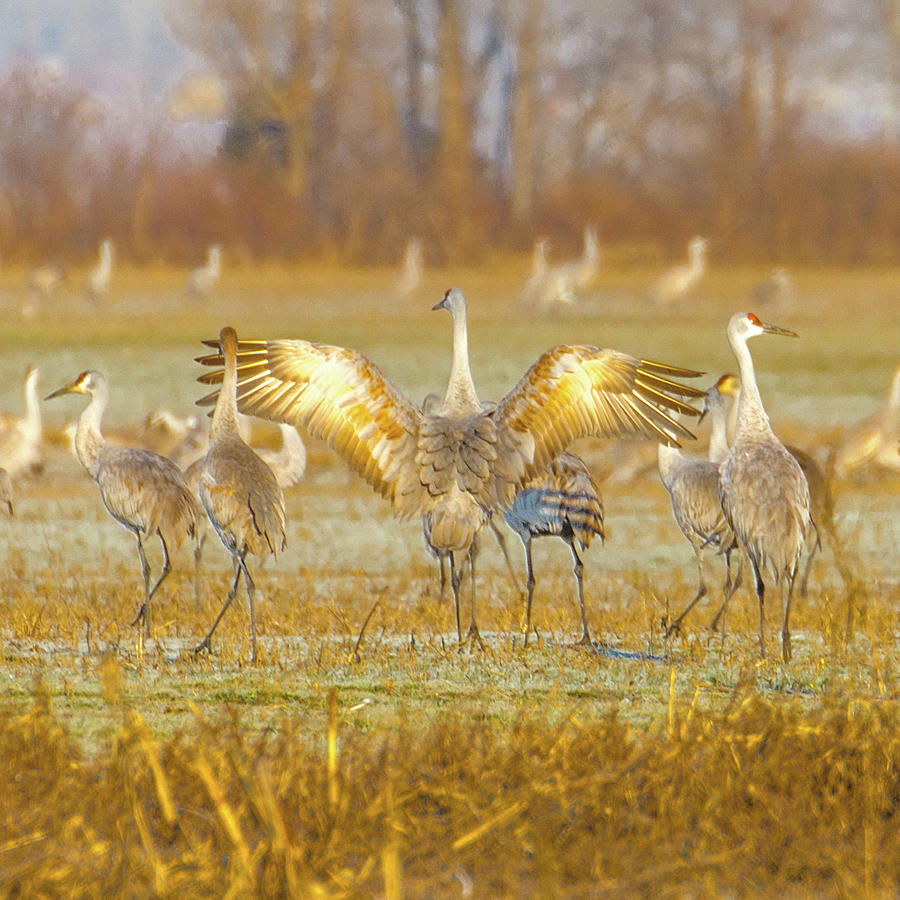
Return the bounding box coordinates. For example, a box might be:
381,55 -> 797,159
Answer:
196,338 -> 427,517
491,345 -> 704,502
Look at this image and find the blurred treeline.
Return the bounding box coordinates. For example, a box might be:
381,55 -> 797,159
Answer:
1,0 -> 897,266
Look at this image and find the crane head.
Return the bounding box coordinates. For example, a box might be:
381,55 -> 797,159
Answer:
432,286 -> 466,314
45,370 -> 100,400
732,312 -> 798,342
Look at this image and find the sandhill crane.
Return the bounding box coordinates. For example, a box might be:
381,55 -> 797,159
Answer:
45,370 -> 201,636
26,262 -> 66,299
420,392 -> 516,611
753,267 -> 792,309
196,287 -> 705,646
652,236 -> 707,306
193,327 -> 286,664
536,226 -> 601,310
717,373 -> 831,597
503,450 -> 604,647
255,422 -> 307,490
0,467 -> 13,515
396,238 -> 424,297
834,363 -> 900,479
23,262 -> 66,317
85,238 -> 113,303
658,376 -> 740,637
523,237 -> 549,304
0,365 -> 43,479
186,244 -> 221,299
718,312 -> 811,663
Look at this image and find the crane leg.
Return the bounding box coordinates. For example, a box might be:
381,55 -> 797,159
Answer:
569,540 -> 594,648
665,549 -> 707,638
798,537 -> 819,598
522,537 -> 536,647
438,554 -> 448,600
194,555 -> 244,656
130,533 -> 153,635
781,568 -> 796,663
750,557 -> 766,658
488,517 -> 518,585
464,542 -> 484,650
449,554 -> 462,643
193,531 -> 207,606
241,558 -> 259,664
709,550 -> 742,634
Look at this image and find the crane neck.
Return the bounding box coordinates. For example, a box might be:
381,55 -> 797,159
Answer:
706,398 -> 730,464
23,373 -> 42,439
75,383 -> 108,479
729,331 -> 773,441
888,368 -> 900,413
211,334 -> 241,442
657,442 -> 683,485
443,302 -> 481,413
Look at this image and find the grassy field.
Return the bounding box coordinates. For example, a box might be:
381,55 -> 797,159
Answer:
0,262 -> 899,896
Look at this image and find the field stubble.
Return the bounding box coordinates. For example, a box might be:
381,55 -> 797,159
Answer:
0,264 -> 899,895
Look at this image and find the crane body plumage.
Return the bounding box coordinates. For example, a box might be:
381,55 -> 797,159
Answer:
196,288 -> 704,644
45,370 -> 200,635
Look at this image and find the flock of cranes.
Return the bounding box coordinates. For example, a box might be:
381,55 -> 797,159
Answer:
1,267 -> 897,661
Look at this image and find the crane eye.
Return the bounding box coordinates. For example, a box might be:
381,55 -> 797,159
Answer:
747,313 -> 761,326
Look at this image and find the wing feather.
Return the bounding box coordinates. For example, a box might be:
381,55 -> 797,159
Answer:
492,345 -> 703,505
198,340 -> 426,516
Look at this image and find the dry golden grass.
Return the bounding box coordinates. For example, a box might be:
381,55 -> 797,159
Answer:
0,264 -> 898,895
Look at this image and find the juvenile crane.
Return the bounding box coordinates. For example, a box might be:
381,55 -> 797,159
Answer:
658,375 -> 740,637
503,449 -> 604,647
718,312 -> 811,662
194,326 -> 286,664
0,364 -> 43,479
196,288 -> 705,646
46,370 -> 201,635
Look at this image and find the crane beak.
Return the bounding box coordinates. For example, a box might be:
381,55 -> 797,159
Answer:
431,297 -> 447,312
45,381 -> 80,400
761,321 -> 799,338
698,398 -> 710,424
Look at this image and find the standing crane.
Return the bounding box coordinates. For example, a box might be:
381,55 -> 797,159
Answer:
716,373 -> 830,596
396,238 -> 424,298
718,313 -> 811,662
195,288 -> 705,647
186,245 -> 221,300
658,376 -> 740,637
193,327 -> 286,664
834,363 -> 900,479
45,370 -> 201,636
85,238 -> 113,303
0,364 -> 44,479
503,449 -> 604,647
536,226 -> 601,310
652,236 -> 707,306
